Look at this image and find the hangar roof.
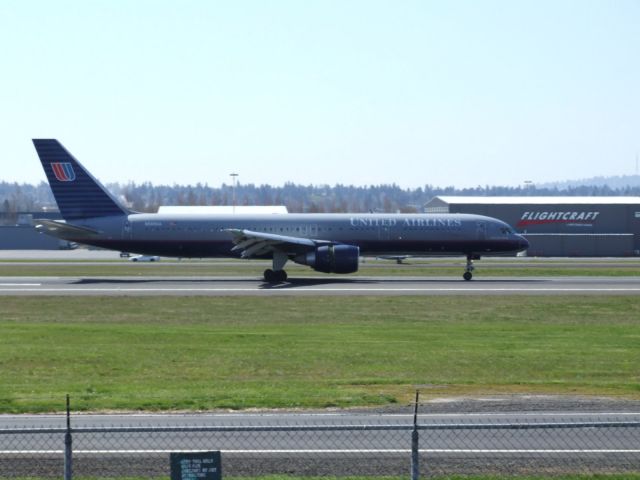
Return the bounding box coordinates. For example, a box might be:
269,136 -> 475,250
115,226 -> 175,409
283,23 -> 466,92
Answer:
429,196 -> 640,205
157,206 -> 288,214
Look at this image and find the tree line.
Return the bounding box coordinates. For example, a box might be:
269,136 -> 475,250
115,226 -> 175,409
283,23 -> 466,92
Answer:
2,179 -> 640,219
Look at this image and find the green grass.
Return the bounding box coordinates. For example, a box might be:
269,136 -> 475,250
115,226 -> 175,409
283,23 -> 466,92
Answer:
1,296 -> 639,413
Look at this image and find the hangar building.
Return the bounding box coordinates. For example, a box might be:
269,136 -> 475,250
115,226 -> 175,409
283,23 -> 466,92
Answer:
0,212 -> 68,249
424,196 -> 640,257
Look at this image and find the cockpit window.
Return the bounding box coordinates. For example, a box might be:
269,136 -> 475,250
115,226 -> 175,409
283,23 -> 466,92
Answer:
500,227 -> 513,235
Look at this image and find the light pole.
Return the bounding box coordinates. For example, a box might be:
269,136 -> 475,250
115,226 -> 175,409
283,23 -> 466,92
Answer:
230,173 -> 239,213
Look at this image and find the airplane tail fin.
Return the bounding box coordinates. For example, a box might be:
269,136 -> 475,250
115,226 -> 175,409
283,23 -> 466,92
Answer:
33,139 -> 129,220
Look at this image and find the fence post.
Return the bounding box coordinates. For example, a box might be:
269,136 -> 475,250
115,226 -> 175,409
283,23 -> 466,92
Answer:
64,394 -> 72,480
411,390 -> 420,480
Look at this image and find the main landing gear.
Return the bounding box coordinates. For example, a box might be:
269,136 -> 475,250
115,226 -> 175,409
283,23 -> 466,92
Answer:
263,252 -> 289,283
463,254 -> 480,281
264,269 -> 288,283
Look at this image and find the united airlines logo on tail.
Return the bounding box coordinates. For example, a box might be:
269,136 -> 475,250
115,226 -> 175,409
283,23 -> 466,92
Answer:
51,163 -> 76,182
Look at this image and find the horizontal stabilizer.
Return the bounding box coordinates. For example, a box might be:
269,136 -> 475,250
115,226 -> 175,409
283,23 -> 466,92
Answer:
33,219 -> 100,241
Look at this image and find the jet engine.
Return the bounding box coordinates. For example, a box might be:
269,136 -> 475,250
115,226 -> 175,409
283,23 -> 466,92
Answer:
294,244 -> 359,274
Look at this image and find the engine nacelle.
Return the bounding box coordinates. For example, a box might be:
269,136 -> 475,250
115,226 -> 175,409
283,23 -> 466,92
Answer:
294,244 -> 359,274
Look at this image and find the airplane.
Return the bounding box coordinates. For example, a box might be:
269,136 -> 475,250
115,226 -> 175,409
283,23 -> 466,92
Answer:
32,139 -> 529,282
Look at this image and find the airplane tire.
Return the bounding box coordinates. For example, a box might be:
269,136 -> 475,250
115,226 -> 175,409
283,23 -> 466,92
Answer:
264,269 -> 276,282
264,269 -> 288,283
463,271 -> 473,281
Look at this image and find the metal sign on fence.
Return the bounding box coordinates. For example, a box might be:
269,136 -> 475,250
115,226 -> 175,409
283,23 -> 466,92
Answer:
170,451 -> 222,480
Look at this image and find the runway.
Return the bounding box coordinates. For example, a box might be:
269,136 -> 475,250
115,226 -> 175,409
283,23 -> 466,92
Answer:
3,408 -> 640,429
1,275 -> 640,296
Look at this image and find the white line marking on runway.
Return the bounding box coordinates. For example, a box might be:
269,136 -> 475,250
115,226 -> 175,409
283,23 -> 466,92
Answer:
0,284 -> 41,287
2,288 -> 640,293
1,288 -> 640,295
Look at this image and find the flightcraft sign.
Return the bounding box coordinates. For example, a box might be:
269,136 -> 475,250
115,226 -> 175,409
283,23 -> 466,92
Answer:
517,210 -> 600,227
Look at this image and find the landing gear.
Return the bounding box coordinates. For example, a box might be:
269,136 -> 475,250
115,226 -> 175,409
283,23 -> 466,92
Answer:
263,268 -> 288,283
463,255 -> 478,281
263,252 -> 290,283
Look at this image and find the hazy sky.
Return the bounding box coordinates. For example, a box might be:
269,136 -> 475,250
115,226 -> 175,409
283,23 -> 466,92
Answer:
1,1 -> 639,188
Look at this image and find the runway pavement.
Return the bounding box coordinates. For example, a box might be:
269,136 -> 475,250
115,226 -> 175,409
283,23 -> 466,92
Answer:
3,409 -> 640,429
1,275 -> 640,296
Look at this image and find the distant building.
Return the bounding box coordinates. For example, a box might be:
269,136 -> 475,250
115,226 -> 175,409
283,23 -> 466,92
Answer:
157,206 -> 288,214
0,225 -> 66,249
425,196 -> 640,256
0,211 -> 68,250
0,210 -> 60,226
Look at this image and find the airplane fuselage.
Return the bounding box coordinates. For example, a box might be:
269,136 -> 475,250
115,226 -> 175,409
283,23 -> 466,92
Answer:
68,212 -> 527,258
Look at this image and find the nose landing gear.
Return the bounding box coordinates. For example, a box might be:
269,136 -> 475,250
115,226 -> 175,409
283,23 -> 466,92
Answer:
463,254 -> 479,281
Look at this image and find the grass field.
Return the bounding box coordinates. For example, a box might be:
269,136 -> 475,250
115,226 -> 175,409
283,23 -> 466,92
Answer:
1,295 -> 639,413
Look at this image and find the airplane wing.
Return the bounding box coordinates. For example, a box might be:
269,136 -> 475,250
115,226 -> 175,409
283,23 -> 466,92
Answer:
224,229 -> 331,258
33,219 -> 101,240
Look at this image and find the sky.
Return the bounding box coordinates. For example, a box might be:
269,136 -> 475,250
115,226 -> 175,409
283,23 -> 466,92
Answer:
1,0 -> 639,189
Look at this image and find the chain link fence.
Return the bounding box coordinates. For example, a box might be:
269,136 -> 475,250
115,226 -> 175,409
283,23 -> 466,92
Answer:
1,402 -> 639,478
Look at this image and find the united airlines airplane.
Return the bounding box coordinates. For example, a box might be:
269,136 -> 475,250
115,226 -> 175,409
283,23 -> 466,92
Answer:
33,139 -> 529,282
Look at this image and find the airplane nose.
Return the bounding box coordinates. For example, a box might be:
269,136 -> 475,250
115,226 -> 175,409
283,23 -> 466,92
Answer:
518,235 -> 529,250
